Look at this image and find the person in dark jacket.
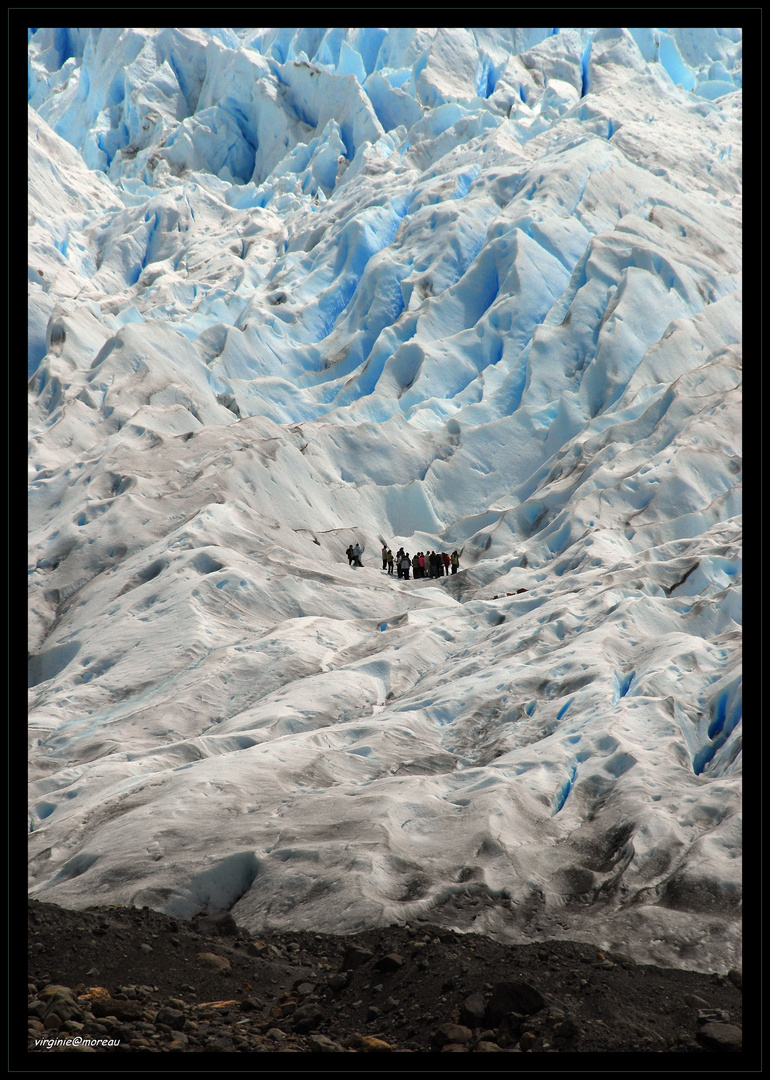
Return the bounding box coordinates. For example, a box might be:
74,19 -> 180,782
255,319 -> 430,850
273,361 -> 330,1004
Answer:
451,550 -> 460,573
346,545 -> 354,565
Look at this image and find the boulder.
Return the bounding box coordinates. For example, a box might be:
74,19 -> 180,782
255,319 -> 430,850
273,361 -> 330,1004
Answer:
484,980 -> 546,1025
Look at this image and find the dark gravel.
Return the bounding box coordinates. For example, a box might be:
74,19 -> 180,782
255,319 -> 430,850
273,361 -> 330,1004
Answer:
23,898 -> 749,1062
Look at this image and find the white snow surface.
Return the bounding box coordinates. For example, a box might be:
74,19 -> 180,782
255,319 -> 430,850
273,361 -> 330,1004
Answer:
28,27 -> 741,973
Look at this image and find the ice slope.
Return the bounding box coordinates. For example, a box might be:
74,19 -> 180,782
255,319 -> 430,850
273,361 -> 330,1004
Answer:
28,27 -> 742,973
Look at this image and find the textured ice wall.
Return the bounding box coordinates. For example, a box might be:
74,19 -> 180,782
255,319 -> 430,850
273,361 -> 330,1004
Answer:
28,27 -> 741,972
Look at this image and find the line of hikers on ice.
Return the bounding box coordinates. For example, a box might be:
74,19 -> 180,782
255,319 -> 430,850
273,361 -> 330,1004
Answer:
346,543 -> 459,578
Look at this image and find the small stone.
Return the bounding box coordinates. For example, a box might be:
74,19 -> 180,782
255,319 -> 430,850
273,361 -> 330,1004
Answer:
291,1003 -> 326,1033
519,1030 -> 536,1051
341,945 -> 375,971
359,1036 -> 393,1051
495,1012 -> 524,1047
697,1008 -> 730,1025
156,1007 -> 186,1030
90,996 -> 142,1022
475,1040 -> 503,1052
460,991 -> 487,1028
374,952 -> 404,972
196,952 -> 231,973
431,1022 -> 473,1048
696,1023 -> 742,1052
555,1016 -> 579,1039
41,990 -> 86,1026
308,1033 -> 345,1052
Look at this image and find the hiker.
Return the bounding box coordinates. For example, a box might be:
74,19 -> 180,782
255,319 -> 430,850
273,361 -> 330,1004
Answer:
412,553 -> 420,578
451,550 -> 459,573
382,544 -> 389,571
418,552 -> 425,579
399,553 -> 411,579
386,548 -> 394,574
346,544 -> 354,566
353,542 -> 363,567
443,552 -> 450,575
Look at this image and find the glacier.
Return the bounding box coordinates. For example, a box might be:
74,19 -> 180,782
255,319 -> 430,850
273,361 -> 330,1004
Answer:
28,26 -> 741,974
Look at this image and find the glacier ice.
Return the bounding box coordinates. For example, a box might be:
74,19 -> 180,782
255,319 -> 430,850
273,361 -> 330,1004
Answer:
28,26 -> 742,973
